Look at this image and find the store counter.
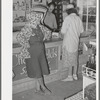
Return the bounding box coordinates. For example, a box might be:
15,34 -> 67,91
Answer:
13,31 -> 96,94
13,38 -> 63,81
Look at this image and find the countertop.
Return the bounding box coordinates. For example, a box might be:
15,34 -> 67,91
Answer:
13,38 -> 63,48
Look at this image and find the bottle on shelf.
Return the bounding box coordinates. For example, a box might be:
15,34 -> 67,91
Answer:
86,54 -> 91,68
17,1 -> 19,10
94,55 -> 96,69
90,54 -> 96,70
91,54 -> 95,64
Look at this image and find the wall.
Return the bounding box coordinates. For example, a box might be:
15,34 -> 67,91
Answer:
32,0 -> 47,6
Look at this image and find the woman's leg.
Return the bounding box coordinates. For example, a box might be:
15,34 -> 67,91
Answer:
34,78 -> 40,91
62,49 -> 73,81
73,65 -> 78,75
38,77 -> 51,95
38,77 -> 45,90
36,48 -> 51,94
62,66 -> 73,81
73,66 -> 78,80
73,52 -> 78,80
68,66 -> 73,76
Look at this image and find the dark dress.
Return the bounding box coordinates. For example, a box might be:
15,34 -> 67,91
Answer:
25,25 -> 50,78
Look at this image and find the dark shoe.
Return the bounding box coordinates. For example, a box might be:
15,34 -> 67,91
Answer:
34,88 -> 45,95
41,87 -> 52,95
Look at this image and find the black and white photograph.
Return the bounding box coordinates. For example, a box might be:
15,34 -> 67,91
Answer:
2,0 -> 99,100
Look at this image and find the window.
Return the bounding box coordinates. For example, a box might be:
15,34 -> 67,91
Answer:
77,0 -> 96,31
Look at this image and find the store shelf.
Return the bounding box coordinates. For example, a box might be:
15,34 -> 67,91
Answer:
82,64 -> 96,80
82,64 -> 96,99
53,0 -> 63,30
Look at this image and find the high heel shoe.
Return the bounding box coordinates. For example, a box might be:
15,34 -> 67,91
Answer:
34,88 -> 45,95
40,86 -> 52,95
34,82 -> 44,95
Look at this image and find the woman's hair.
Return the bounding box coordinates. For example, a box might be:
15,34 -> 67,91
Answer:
47,2 -> 56,7
66,8 -> 78,15
71,3 -> 76,8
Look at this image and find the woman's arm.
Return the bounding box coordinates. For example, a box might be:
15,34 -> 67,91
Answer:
53,15 -> 57,29
59,31 -> 64,39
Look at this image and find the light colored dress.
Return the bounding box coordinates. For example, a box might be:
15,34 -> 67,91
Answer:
61,13 -> 84,68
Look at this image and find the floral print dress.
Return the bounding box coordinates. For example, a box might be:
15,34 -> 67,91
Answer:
16,11 -> 51,78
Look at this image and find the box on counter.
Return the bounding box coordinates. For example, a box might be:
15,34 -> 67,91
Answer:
52,32 -> 60,39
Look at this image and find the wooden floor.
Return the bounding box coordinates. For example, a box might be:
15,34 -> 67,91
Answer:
13,73 -> 83,100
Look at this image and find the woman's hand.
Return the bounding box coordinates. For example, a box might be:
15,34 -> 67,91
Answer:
32,25 -> 42,34
59,32 -> 64,39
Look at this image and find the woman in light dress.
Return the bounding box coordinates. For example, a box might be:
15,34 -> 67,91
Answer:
61,4 -> 84,81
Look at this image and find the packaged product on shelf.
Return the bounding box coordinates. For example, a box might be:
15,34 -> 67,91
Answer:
86,54 -> 91,68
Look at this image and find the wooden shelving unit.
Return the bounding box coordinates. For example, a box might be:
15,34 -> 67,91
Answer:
82,39 -> 96,99
53,0 -> 63,30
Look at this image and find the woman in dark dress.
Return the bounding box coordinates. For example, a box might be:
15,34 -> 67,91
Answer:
17,11 -> 51,95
